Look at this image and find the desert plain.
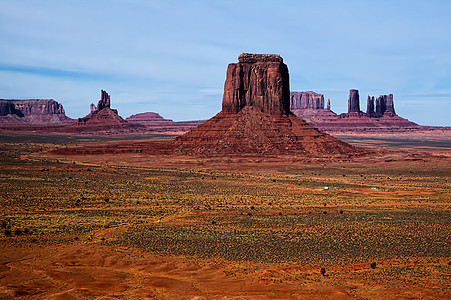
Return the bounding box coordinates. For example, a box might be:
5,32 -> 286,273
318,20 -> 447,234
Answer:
0,131 -> 449,299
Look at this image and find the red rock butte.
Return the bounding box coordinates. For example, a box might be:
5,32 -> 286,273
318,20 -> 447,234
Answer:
175,53 -> 362,156
290,89 -> 423,132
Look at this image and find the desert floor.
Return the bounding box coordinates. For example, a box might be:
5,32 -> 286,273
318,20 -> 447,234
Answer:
0,132 -> 450,299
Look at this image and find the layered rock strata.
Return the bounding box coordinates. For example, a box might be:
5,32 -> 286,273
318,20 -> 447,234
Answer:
0,99 -> 72,124
290,89 -> 421,132
222,53 -> 290,116
175,53 -> 360,156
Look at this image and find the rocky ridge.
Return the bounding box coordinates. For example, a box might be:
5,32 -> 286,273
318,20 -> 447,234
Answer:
290,90 -> 423,132
0,99 -> 72,124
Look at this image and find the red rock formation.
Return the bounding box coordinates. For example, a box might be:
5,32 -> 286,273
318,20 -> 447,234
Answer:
383,94 -> 396,116
347,89 -> 360,113
63,90 -> 139,133
366,96 -> 375,117
290,90 -> 422,133
97,90 -> 111,111
0,99 -> 72,124
290,92 -> 338,121
175,53 -> 360,156
222,53 -> 290,116
374,94 -> 395,117
290,91 -> 324,110
126,112 -> 174,125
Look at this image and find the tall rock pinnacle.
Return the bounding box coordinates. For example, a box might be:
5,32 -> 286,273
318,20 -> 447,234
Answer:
367,95 -> 375,117
97,90 -> 111,111
348,89 -> 360,113
222,53 -> 290,116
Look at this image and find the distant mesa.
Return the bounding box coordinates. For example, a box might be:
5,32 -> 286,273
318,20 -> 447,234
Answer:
0,98 -> 72,124
126,112 -> 174,125
290,91 -> 338,121
175,53 -> 361,156
290,89 -> 421,132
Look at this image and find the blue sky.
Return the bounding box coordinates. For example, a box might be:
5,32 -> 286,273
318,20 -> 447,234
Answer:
0,0 -> 450,125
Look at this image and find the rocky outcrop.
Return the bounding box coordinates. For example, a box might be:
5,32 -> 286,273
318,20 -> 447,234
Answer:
126,112 -> 174,125
348,89 -> 360,113
97,90 -> 111,111
290,92 -> 337,121
222,53 -> 290,116
75,90 -> 124,126
175,53 -> 361,156
290,89 -> 421,133
62,90 -> 140,134
0,99 -> 72,124
366,96 -> 375,117
290,91 -> 324,110
375,94 -> 395,117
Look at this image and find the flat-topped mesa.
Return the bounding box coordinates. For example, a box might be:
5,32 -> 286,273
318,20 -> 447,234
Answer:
290,91 -> 324,110
238,53 -> 283,63
348,89 -> 360,113
222,53 -> 290,116
0,99 -> 72,124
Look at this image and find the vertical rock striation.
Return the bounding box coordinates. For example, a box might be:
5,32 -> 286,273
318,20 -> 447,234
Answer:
0,99 -> 72,124
366,95 -> 375,117
222,53 -> 290,116
375,94 -> 395,117
290,91 -> 324,110
347,89 -> 360,113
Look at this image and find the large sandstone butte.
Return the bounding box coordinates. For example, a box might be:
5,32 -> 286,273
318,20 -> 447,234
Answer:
175,53 -> 360,156
0,99 -> 72,124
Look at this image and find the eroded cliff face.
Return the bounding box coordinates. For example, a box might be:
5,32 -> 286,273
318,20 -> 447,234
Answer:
347,89 -> 360,113
221,53 -> 290,116
0,99 -> 72,124
290,91 -> 324,110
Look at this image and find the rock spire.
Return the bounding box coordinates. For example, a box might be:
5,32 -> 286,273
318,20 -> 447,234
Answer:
348,89 -> 360,113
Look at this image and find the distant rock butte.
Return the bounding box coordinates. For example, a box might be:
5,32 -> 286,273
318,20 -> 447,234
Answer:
290,89 -> 421,132
347,89 -> 361,114
126,112 -> 174,125
75,90 -> 125,126
59,90 -> 140,134
175,53 -> 361,156
0,99 -> 72,124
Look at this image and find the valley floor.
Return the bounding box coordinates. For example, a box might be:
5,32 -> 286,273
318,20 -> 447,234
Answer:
0,133 -> 450,299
